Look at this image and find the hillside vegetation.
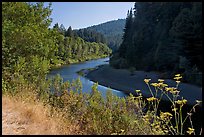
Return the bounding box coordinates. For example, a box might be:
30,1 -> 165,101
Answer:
76,19 -> 126,51
111,2 -> 202,86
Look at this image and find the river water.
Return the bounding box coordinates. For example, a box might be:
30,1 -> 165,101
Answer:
47,57 -> 127,98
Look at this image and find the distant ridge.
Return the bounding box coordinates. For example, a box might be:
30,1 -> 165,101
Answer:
76,19 -> 126,51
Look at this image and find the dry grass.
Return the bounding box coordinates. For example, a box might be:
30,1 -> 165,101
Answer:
2,95 -> 80,135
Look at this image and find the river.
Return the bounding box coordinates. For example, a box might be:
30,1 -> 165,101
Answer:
47,57 -> 127,98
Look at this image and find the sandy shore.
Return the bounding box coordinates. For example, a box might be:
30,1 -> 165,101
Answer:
85,64 -> 202,106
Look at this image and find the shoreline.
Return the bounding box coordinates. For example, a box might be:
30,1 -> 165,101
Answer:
83,64 -> 202,106
49,56 -> 109,70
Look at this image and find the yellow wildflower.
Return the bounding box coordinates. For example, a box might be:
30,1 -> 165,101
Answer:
175,74 -> 181,77
170,89 -> 180,94
151,83 -> 158,87
183,99 -> 187,104
165,87 -> 177,92
172,108 -> 178,112
161,83 -> 168,87
186,127 -> 195,135
165,87 -> 171,91
135,90 -> 141,93
147,97 -> 157,102
165,87 -> 179,94
174,76 -> 182,80
160,112 -> 173,120
175,100 -> 182,105
158,82 -> 163,87
175,99 -> 187,105
164,112 -> 173,117
144,79 -> 151,83
158,79 -> 164,82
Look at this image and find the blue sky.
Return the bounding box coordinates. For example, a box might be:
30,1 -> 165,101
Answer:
47,2 -> 134,30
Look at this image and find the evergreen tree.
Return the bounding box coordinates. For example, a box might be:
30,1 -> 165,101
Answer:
65,26 -> 73,37
119,9 -> 133,59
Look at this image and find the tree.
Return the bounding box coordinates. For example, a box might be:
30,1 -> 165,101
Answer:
119,8 -> 133,60
53,23 -> 60,30
170,3 -> 202,70
65,26 -> 73,37
2,2 -> 58,84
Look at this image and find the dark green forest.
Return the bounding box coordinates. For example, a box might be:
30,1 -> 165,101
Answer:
76,19 -> 126,52
74,28 -> 107,45
110,2 -> 202,86
2,2 -> 111,90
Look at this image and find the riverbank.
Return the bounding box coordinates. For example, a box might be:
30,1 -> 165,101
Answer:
84,64 -> 202,106
50,55 -> 109,70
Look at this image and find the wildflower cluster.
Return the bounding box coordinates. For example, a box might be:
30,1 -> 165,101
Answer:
147,97 -> 157,102
159,112 -> 173,121
144,79 -> 151,84
142,73 -> 201,135
174,74 -> 182,85
175,99 -> 187,106
165,87 -> 180,94
186,127 -> 195,135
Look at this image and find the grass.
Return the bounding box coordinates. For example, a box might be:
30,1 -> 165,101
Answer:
2,93 -> 81,135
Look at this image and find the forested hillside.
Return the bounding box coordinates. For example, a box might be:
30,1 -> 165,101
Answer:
74,29 -> 107,44
2,2 -> 111,91
110,2 -> 202,86
76,19 -> 126,51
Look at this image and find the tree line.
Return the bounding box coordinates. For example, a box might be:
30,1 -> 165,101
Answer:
57,19 -> 126,52
110,2 -> 202,86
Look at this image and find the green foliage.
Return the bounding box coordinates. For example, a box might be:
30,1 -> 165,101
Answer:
112,2 -> 202,86
40,76 -> 162,135
76,19 -> 126,52
75,28 -> 106,44
54,35 -> 111,65
2,2 -> 56,89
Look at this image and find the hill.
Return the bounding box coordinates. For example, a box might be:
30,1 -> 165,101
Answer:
76,19 -> 126,52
